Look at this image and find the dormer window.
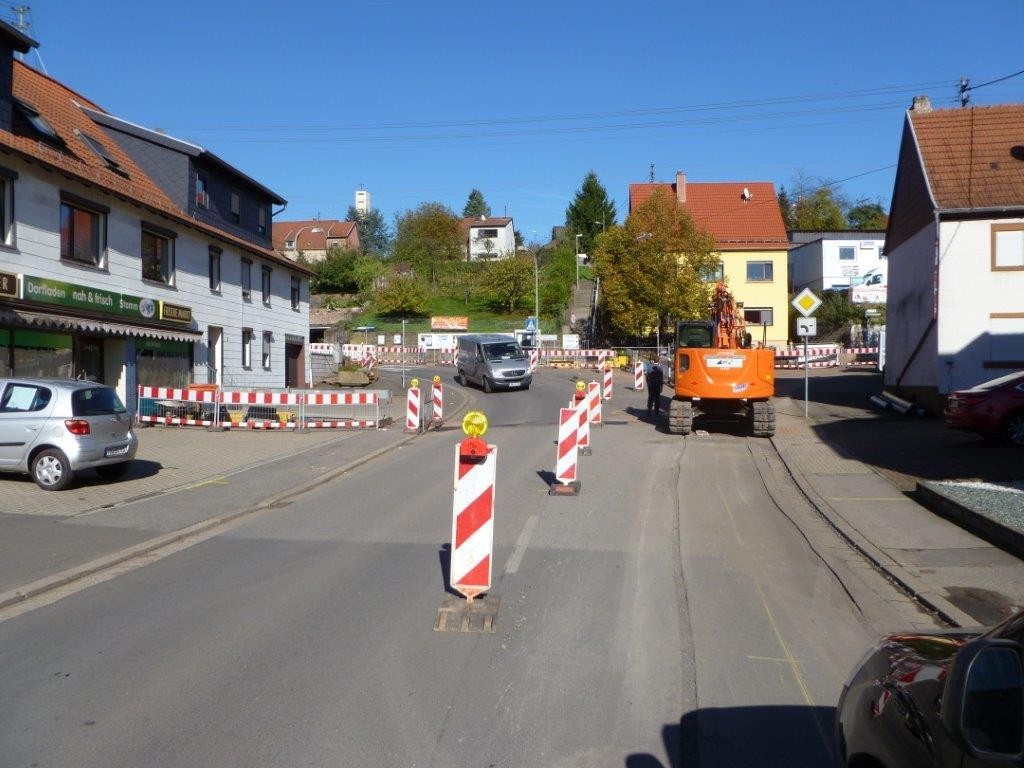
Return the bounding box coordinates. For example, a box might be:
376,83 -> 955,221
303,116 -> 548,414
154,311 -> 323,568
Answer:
284,239 -> 295,249
78,132 -> 128,178
196,174 -> 209,208
13,98 -> 63,146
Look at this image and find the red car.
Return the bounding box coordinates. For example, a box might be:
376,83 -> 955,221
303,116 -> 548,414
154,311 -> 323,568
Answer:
946,371 -> 1024,446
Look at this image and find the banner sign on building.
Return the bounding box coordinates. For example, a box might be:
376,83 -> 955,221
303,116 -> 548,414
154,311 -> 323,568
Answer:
431,315 -> 469,331
18,275 -> 191,326
159,302 -> 192,323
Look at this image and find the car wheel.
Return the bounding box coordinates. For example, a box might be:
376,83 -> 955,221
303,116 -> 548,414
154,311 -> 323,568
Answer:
456,369 -> 467,386
1006,412 -> 1024,446
32,448 -> 74,491
96,462 -> 131,481
483,377 -> 493,394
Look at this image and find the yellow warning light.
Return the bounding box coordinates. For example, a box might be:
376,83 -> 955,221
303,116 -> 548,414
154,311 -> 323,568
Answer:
410,378 -> 420,388
433,375 -> 441,384
575,380 -> 586,392
462,410 -> 488,438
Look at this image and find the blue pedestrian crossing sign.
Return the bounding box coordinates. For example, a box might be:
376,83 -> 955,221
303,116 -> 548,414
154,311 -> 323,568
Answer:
525,316 -> 538,332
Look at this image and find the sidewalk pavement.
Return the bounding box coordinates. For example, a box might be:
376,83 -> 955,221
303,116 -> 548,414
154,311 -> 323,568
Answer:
0,370 -> 471,607
771,394 -> 1024,628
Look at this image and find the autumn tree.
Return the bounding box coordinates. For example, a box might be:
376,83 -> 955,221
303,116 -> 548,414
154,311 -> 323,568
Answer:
847,200 -> 888,230
481,254 -> 534,313
310,245 -> 358,293
374,274 -> 428,316
392,202 -> 465,284
462,189 -> 491,218
565,171 -> 616,255
592,188 -> 718,340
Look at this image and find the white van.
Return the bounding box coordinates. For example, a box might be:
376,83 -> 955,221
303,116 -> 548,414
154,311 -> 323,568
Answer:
851,263 -> 887,303
456,334 -> 532,392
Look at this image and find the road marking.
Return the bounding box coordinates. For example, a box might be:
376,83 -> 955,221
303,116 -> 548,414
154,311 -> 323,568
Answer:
753,579 -> 832,757
504,515 -> 538,575
747,655 -> 803,664
189,476 -> 229,489
716,482 -> 744,547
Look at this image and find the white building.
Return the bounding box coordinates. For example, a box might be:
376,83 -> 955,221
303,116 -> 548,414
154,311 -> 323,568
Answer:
788,230 -> 886,295
0,24 -> 311,411
355,189 -> 371,215
883,97 -> 1024,410
462,216 -> 515,261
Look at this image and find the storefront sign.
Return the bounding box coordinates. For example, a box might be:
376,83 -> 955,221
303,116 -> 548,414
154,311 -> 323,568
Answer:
0,271 -> 17,298
431,315 -> 469,331
159,302 -> 192,323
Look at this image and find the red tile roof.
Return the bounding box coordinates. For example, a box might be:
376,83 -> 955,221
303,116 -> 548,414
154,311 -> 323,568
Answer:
0,61 -> 310,274
910,103 -> 1024,210
273,219 -> 359,252
460,216 -> 513,236
629,181 -> 788,250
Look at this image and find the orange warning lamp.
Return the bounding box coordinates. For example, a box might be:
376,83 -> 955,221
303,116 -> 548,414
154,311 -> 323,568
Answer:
460,411 -> 489,461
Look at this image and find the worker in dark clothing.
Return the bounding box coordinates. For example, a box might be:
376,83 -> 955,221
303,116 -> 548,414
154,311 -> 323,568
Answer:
646,356 -> 664,416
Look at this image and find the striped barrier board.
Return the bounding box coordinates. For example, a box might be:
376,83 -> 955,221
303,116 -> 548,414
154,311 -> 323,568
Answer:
552,407 -> 580,490
846,347 -> 880,366
587,381 -> 602,426
450,441 -> 497,601
406,386 -> 420,432
432,381 -> 443,422
634,362 -> 645,391
576,399 -> 591,455
137,386 -> 220,427
603,365 -> 613,400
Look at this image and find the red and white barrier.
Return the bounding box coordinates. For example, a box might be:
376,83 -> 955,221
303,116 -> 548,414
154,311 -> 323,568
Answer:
137,386 -> 219,426
221,390 -> 302,429
451,438 -> 496,601
597,350 -> 608,370
846,347 -> 880,367
603,365 -> 613,400
529,349 -> 539,372
406,385 -> 421,431
304,391 -> 380,429
576,399 -> 591,454
553,407 -> 579,487
634,362 -> 645,391
587,381 -> 602,426
431,379 -> 443,422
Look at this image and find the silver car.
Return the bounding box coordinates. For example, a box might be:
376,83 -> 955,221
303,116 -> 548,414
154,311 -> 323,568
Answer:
0,378 -> 138,490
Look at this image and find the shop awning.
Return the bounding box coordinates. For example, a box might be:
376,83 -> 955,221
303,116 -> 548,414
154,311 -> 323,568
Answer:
0,309 -> 202,342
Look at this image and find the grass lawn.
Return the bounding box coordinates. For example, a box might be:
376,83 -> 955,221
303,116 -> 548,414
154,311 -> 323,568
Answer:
347,295 -> 550,336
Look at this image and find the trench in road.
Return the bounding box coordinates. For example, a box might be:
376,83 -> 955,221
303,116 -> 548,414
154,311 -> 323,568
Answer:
0,370 -> 910,767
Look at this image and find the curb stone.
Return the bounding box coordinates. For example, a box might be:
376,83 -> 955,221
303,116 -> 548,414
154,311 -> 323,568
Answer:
916,481 -> 1024,560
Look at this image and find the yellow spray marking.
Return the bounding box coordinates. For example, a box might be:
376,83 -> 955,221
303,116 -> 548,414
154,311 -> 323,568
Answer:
716,482 -> 744,547
188,476 -> 229,489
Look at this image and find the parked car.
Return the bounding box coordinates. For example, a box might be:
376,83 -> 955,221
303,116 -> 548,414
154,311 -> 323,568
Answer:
945,371 -> 1024,446
0,378 -> 138,490
836,612 -> 1024,767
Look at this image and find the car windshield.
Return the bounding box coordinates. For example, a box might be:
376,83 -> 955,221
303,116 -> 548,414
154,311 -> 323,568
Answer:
72,387 -> 127,416
483,342 -> 524,361
972,372 -> 1024,391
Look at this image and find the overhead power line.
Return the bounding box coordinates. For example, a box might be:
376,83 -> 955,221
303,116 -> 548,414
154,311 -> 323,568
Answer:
958,66 -> 1024,106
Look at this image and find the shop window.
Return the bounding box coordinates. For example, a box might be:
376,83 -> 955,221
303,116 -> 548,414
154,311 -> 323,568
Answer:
262,265 -> 272,304
59,195 -> 106,267
12,330 -> 73,378
242,328 -> 253,368
136,339 -> 191,390
209,246 -> 222,292
141,226 -> 175,284
241,258 -> 252,300
746,261 -> 773,282
262,331 -> 272,368
291,276 -> 301,311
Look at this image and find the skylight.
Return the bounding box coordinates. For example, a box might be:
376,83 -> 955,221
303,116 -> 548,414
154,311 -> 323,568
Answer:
78,132 -> 128,177
13,98 -> 61,142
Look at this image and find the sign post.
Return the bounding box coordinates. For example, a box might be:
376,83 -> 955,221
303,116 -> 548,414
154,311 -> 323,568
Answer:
792,288 -> 822,420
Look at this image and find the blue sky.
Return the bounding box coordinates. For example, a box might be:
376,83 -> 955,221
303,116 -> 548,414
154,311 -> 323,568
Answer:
25,1 -> 1024,242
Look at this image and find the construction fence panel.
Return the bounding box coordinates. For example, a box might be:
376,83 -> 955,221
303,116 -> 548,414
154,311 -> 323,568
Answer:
772,344 -> 841,369
220,390 -> 305,430
303,389 -> 385,429
137,387 -> 223,427
844,347 -> 880,368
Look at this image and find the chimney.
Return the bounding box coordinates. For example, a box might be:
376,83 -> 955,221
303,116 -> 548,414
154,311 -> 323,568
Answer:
0,19 -> 37,134
911,95 -> 932,113
675,171 -> 687,204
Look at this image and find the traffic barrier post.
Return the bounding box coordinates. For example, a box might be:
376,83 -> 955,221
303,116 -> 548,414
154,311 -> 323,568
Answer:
431,376 -> 443,424
529,349 -> 539,372
406,378 -> 421,433
634,362 -> 645,391
576,398 -> 591,456
450,411 -> 496,602
602,363 -> 613,400
550,407 -> 581,495
587,381 -> 602,426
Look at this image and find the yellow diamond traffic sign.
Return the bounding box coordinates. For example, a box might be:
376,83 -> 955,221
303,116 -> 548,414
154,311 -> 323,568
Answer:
791,287 -> 822,318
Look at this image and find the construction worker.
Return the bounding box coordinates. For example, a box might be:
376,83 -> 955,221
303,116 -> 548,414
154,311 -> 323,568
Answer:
646,355 -> 664,417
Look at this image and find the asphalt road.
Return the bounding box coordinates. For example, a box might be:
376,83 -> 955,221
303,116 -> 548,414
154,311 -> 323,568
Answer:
0,368 -> 925,767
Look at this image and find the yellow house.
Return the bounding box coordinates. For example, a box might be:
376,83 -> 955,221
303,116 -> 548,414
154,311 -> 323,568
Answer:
630,172 -> 790,348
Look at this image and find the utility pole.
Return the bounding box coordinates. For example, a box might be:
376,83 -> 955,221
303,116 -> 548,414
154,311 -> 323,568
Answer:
648,163 -> 655,183
959,76 -> 970,107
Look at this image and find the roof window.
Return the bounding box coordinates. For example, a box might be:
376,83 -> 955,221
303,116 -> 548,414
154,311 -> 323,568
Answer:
77,131 -> 128,178
13,98 -> 63,144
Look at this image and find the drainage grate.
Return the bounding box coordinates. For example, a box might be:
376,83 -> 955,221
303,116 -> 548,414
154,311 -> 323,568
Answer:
434,594 -> 500,633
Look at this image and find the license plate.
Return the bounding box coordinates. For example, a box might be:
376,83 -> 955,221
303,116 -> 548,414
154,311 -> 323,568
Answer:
104,444 -> 130,458
507,382 -> 521,388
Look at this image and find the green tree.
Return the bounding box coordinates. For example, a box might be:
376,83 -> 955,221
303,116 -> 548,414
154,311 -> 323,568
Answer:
462,189 -> 491,218
846,199 -> 888,230
777,185 -> 795,230
791,188 -> 847,230
351,253 -> 386,295
565,171 -> 616,255
310,245 -> 358,293
374,274 -> 428,316
392,202 -> 465,284
481,254 -> 534,313
346,204 -> 391,255
592,188 -> 718,340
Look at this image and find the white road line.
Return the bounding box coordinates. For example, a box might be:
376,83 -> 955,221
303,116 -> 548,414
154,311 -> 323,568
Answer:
504,515 -> 539,574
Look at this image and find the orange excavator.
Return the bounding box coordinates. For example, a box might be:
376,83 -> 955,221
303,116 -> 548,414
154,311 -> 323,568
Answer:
667,283 -> 776,437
